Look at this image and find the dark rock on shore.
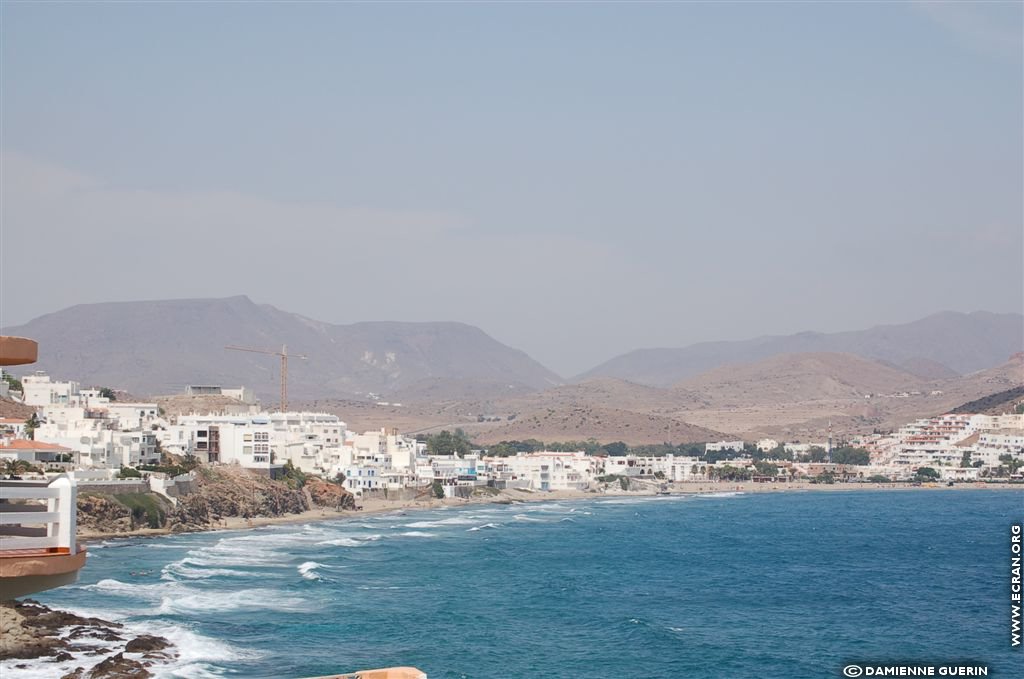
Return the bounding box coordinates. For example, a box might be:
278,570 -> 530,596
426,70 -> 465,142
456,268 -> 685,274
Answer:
124,635 -> 172,654
0,599 -> 175,676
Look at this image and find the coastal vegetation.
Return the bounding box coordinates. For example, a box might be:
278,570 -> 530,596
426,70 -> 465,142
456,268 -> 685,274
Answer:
2,459 -> 41,478
113,492 -> 167,529
480,438 -> 874,466
425,429 -> 473,456
1,372 -> 21,392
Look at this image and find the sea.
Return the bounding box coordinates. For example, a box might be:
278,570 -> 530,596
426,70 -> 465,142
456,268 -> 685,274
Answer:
6,490 -> 1022,679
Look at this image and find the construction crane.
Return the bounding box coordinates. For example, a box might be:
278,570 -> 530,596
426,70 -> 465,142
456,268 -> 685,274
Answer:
225,344 -> 307,412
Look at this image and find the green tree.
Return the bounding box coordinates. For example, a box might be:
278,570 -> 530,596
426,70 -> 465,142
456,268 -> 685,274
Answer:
118,467 -> 142,479
703,449 -> 740,464
3,459 -> 38,477
753,461 -> 779,477
431,480 -> 446,499
867,474 -> 891,483
1,372 -> 22,392
601,441 -> 630,456
915,467 -> 940,480
998,454 -> 1023,476
830,447 -> 870,465
426,430 -> 472,457
960,451 -> 973,468
99,387 -> 117,401
806,446 -> 828,463
716,464 -> 752,481
25,412 -> 40,440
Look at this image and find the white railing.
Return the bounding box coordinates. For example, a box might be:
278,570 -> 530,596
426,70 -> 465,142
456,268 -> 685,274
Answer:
0,475 -> 78,554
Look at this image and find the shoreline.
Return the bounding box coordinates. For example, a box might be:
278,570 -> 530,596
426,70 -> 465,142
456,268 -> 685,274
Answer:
75,480 -> 1023,543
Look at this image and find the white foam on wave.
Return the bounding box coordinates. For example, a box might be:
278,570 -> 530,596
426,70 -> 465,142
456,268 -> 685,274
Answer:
397,531 -> 436,538
513,514 -> 546,522
297,560 -> 327,580
317,533 -> 382,547
144,619 -> 262,678
697,491 -> 745,498
403,516 -> 477,528
157,587 -> 309,615
81,577 -> 312,617
81,577 -> 176,598
467,523 -> 501,532
161,559 -> 249,581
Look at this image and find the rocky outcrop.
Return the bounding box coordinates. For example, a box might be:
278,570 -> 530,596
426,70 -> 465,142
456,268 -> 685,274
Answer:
166,466 -> 310,530
77,466 -> 356,535
306,478 -> 356,510
62,652 -> 152,679
75,495 -> 133,534
0,599 -> 175,678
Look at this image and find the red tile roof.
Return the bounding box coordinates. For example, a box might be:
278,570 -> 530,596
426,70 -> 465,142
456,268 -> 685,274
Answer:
0,439 -> 71,452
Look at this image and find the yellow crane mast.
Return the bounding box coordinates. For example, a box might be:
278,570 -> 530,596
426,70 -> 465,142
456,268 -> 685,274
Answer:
225,344 -> 307,412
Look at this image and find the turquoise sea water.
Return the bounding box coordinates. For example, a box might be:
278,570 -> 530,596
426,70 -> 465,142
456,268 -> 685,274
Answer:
8,490 -> 1022,678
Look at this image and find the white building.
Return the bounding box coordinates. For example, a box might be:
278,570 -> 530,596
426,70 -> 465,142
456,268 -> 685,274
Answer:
705,441 -> 745,453
22,373 -> 80,407
486,452 -> 597,491
33,410 -> 159,469
171,411 -> 348,474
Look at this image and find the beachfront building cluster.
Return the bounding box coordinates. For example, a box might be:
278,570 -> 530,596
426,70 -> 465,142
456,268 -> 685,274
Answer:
3,371 -> 1022,491
851,413 -> 1024,480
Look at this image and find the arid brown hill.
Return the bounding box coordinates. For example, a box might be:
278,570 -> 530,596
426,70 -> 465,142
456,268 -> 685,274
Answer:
672,352 -> 926,407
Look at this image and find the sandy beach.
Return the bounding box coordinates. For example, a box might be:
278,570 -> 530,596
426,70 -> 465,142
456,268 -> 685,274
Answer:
75,480 -> 1022,542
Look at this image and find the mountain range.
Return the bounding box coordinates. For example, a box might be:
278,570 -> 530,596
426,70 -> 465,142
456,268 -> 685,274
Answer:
3,298 -> 1021,443
576,311 -> 1023,386
1,296 -> 561,400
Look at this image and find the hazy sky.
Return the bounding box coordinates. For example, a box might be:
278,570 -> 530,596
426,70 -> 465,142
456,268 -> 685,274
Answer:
2,2 -> 1021,376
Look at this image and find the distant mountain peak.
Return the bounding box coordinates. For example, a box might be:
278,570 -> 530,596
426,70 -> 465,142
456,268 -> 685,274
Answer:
1,297 -> 562,401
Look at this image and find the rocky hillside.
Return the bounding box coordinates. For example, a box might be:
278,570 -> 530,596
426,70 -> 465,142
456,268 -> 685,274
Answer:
672,352 -> 926,407
76,466 -> 354,535
578,311 -> 1023,386
1,295 -> 562,401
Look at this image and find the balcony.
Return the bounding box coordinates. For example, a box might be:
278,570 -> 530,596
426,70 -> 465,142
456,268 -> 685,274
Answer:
0,475 -> 87,600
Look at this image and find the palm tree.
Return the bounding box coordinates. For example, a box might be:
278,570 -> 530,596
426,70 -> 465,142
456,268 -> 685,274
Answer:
3,459 -> 35,478
999,454 -> 1023,476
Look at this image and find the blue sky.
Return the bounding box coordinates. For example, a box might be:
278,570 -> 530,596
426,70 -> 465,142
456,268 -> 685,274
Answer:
2,1 -> 1021,375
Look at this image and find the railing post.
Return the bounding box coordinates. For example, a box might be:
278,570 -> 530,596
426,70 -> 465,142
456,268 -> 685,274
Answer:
50,475 -> 76,554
